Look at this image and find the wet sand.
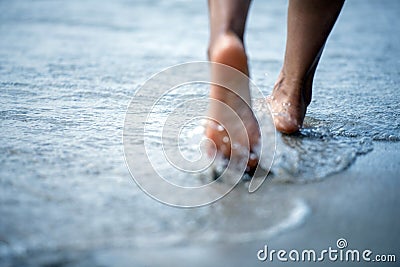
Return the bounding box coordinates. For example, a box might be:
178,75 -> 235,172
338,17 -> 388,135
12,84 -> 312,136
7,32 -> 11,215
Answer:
5,143 -> 398,266
64,141 -> 399,267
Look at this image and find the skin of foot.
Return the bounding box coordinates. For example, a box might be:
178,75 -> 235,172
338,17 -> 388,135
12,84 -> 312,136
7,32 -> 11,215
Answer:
206,32 -> 260,170
268,70 -> 311,134
206,0 -> 344,168
268,47 -> 320,134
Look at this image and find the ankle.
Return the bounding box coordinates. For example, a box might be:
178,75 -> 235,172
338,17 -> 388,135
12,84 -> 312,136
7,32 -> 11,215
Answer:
274,69 -> 304,90
208,32 -> 248,74
274,70 -> 304,98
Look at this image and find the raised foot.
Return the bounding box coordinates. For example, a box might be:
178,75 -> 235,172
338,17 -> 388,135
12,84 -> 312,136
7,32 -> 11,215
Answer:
206,33 -> 260,170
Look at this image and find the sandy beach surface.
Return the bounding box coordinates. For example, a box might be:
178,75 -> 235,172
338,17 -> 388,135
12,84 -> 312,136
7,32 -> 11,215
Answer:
1,0 -> 399,266
84,142 -> 400,267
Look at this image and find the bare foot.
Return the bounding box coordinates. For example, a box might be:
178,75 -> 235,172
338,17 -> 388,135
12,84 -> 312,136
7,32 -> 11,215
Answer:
268,69 -> 315,134
206,33 -> 260,170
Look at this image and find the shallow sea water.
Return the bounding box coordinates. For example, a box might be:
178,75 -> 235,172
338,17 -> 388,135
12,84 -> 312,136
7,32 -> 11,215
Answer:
1,0 -> 399,265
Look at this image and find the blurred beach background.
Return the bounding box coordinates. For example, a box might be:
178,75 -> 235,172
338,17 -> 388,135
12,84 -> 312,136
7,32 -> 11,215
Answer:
1,0 -> 399,266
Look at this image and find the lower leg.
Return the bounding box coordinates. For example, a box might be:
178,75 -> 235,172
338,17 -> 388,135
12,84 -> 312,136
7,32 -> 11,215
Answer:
208,0 -> 251,102
206,0 -> 259,168
270,0 -> 344,133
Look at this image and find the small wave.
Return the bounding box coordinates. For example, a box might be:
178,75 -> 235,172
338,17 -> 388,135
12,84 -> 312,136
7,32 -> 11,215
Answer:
270,119 -> 374,183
